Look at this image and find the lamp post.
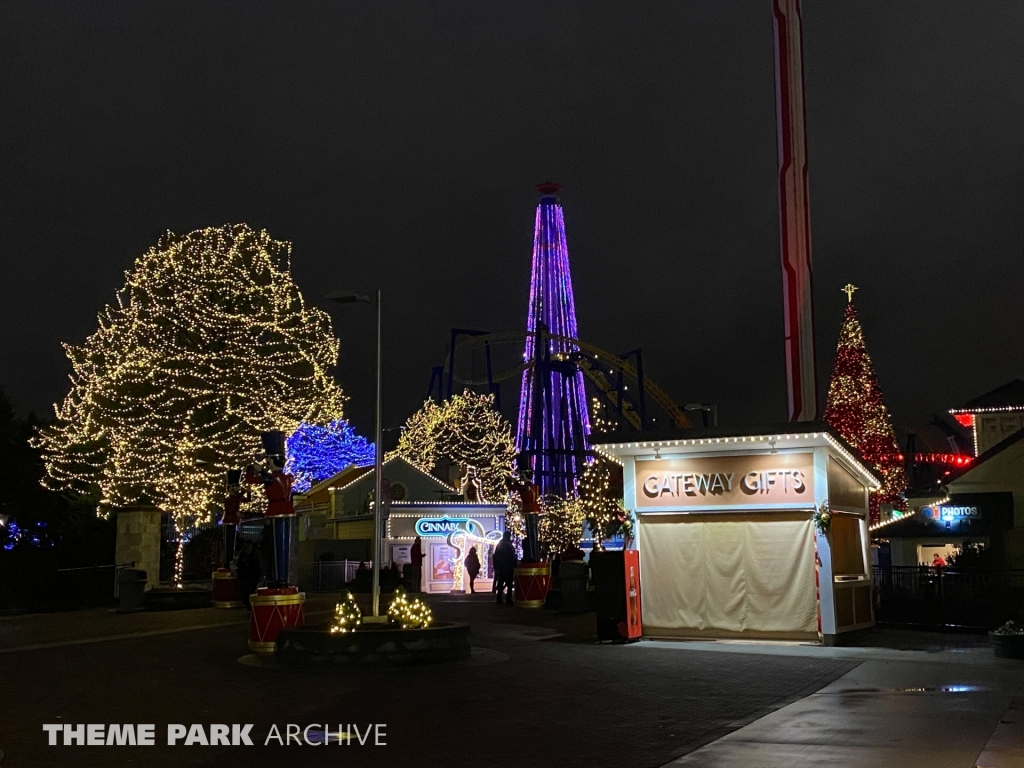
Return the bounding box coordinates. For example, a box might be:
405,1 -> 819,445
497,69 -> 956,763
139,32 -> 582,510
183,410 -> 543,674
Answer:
326,288 -> 384,618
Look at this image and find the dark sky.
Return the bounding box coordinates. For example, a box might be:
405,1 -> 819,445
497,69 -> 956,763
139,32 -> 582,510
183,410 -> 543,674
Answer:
2,1 -> 1022,440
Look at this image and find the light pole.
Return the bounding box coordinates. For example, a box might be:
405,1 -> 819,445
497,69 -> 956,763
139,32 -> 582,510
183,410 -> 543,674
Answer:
326,288 -> 384,618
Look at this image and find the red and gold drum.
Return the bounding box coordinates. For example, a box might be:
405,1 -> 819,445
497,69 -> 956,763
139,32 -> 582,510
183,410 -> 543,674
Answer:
211,569 -> 241,609
248,586 -> 305,652
513,562 -> 550,608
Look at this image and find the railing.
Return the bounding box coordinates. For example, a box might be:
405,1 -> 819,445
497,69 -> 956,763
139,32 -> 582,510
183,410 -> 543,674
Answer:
873,565 -> 1024,629
297,560 -> 364,593
0,562 -> 134,612
58,562 -> 136,599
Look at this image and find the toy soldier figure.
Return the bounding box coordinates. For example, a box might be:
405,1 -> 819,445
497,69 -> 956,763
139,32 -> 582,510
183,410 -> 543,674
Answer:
508,474 -> 543,562
246,431 -> 295,587
222,469 -> 244,567
212,469 -> 247,609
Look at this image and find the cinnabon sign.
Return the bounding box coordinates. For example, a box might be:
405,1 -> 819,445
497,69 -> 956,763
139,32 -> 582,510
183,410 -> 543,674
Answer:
635,452 -> 814,509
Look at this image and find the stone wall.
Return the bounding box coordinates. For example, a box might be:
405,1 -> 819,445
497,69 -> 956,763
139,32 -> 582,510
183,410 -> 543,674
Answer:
115,507 -> 162,590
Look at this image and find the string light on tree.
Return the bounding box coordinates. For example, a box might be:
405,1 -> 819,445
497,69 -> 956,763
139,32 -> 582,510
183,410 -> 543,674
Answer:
33,224 -> 346,578
590,396 -> 620,435
578,456 -> 632,547
329,592 -> 363,634
539,496 -> 585,554
286,420 -> 375,493
823,285 -> 908,524
387,587 -> 433,629
392,390 -> 516,502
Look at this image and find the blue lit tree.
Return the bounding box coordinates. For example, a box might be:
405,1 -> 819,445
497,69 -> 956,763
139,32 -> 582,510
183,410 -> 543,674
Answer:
285,420 -> 375,492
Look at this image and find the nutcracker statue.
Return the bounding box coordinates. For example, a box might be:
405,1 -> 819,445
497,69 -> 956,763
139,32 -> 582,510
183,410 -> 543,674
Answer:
509,475 -> 543,561
244,431 -> 304,652
223,469 -> 243,565
245,431 -> 298,585
211,469 -> 244,608
507,474 -> 550,608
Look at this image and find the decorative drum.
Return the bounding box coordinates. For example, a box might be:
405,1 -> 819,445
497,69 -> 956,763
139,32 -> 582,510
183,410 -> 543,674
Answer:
513,562 -> 550,608
248,586 -> 305,652
211,569 -> 241,608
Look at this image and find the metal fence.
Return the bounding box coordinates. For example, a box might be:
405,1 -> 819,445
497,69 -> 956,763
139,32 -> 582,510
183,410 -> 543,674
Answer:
873,565 -> 1024,629
297,560 -> 363,593
0,562 -> 134,612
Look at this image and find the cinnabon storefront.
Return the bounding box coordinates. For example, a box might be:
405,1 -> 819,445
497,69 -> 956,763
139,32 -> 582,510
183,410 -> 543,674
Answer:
593,425 -> 880,645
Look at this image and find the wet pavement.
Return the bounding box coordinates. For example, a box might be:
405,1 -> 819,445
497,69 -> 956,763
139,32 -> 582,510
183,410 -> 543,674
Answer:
659,639 -> 1024,768
0,594 -> 1019,767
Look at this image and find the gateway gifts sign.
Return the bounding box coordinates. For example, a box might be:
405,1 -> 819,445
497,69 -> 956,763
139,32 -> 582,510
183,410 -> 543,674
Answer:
635,452 -> 815,511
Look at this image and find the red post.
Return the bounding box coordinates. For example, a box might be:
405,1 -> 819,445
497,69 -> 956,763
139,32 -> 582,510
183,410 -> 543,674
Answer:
774,0 -> 818,421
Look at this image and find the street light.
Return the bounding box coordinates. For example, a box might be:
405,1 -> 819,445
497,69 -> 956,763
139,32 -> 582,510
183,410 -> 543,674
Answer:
326,288 -> 385,619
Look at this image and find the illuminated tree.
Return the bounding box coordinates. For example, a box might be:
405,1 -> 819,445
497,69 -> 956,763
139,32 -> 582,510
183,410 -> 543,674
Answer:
34,224 -> 345,534
392,390 -> 516,501
579,457 -> 632,546
286,420 -> 374,493
540,496 -> 584,554
387,587 -> 433,629
823,285 -> 907,524
328,592 -> 363,634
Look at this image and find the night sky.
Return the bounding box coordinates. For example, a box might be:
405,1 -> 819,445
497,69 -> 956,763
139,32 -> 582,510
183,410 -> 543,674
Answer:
2,2 -> 1022,440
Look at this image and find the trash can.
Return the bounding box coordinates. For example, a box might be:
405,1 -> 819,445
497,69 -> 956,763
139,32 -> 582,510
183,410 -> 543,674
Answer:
117,568 -> 147,612
560,560 -> 589,613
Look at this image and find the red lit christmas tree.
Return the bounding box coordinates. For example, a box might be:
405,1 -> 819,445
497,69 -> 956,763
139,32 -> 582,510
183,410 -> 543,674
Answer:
824,285 -> 907,524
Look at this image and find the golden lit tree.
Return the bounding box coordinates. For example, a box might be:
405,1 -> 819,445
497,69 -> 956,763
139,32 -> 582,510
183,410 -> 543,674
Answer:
540,496 -> 585,554
392,390 -> 516,502
579,456 -> 632,546
34,224 -> 345,533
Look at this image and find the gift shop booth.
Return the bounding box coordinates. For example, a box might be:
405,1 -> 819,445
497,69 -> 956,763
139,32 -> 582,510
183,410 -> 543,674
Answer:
593,424 -> 880,645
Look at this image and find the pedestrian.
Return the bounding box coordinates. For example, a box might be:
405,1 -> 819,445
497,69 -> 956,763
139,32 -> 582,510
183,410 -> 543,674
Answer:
493,530 -> 517,604
931,553 -> 945,569
409,536 -> 425,593
465,546 -> 481,593
236,540 -> 262,612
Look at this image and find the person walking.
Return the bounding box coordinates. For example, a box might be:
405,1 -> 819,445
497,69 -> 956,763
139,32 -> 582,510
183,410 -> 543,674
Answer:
236,540 -> 262,612
409,536 -> 425,593
493,531 -> 517,604
465,546 -> 481,593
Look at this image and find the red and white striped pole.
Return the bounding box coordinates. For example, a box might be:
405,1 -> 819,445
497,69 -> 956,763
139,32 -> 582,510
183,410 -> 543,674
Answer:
773,0 -> 818,422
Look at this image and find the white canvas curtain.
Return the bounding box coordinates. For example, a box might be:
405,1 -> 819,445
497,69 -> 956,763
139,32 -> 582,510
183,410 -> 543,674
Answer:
638,513 -> 817,637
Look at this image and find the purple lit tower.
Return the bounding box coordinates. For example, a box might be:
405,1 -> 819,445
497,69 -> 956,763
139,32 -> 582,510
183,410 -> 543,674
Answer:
516,182 -> 591,497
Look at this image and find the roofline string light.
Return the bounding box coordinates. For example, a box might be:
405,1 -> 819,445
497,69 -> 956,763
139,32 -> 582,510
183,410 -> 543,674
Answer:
593,432 -> 881,490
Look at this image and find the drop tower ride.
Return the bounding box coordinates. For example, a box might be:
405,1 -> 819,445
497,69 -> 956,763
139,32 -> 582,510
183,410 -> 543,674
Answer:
515,182 -> 591,497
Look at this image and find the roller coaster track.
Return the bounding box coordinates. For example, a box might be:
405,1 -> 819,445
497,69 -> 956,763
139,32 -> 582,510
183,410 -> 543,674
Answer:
447,331 -> 691,429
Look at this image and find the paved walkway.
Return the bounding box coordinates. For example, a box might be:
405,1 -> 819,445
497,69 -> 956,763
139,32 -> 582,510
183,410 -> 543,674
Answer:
0,596 -> 1019,767
651,638 -> 1024,768
0,595 -> 854,768
0,593 -> 338,654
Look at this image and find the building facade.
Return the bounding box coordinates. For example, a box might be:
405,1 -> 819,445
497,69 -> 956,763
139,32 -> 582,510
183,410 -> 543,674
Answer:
594,424 -> 879,645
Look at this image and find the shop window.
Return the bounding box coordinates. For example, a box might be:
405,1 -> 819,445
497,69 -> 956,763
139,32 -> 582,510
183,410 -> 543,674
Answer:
831,515 -> 866,577
827,459 -> 867,512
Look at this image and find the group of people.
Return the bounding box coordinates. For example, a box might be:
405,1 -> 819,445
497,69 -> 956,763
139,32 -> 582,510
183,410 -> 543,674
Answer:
456,530 -> 517,603
404,531 -> 518,603
230,528 -> 521,609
